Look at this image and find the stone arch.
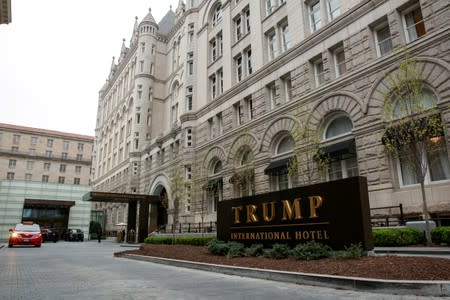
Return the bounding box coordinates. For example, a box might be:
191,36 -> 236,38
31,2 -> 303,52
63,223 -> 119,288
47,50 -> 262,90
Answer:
203,146 -> 226,175
168,75 -> 182,95
149,173 -> 171,206
307,91 -> 363,132
259,116 -> 298,153
227,133 -> 258,166
364,57 -> 450,117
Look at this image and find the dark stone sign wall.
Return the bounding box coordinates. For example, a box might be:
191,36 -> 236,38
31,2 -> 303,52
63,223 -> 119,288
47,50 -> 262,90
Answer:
217,176 -> 373,250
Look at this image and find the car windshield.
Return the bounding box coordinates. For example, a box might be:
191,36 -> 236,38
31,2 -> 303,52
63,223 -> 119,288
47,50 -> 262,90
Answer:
15,224 -> 40,232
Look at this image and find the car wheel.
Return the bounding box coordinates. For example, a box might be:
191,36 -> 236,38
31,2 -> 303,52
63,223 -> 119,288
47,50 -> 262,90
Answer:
35,244 -> 41,247
8,244 -> 12,248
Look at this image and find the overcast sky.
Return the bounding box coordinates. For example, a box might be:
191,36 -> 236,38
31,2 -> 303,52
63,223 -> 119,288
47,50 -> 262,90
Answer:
0,0 -> 179,136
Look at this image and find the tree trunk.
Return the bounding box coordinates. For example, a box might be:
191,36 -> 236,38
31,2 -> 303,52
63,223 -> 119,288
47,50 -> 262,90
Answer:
419,181 -> 432,245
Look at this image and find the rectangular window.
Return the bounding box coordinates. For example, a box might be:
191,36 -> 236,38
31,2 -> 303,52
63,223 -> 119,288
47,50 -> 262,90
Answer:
13,134 -> 20,144
281,23 -> 290,52
29,148 -> 36,156
210,74 -> 217,100
76,154 -> 83,161
63,141 -> 69,150
44,163 -> 51,171
217,113 -> 223,135
268,83 -> 277,109
186,129 -> 193,147
235,15 -> 242,41
310,1 -> 321,31
245,8 -> 251,32
45,150 -> 52,158
61,152 -> 68,159
188,61 -> 194,75
185,165 -> 192,180
9,159 -> 16,168
42,175 -> 49,183
186,86 -> 193,111
139,60 -> 144,72
334,46 -> 346,76
327,0 -> 340,21
31,136 -> 37,145
313,58 -> 325,86
235,55 -> 243,82
218,68 -> 224,94
7,172 -> 14,180
74,178 -> 80,185
283,76 -> 292,102
375,23 -> 393,57
77,143 -> 84,151
234,102 -> 244,126
267,31 -> 277,61
47,139 -> 53,147
210,39 -> 217,62
75,166 -> 81,173
141,42 -> 145,53
25,174 -> 32,181
246,48 -> 252,75
58,176 -> 65,184
403,6 -> 426,42
246,97 -> 254,120
265,0 -> 274,15
137,84 -> 143,99
11,146 -> 18,153
60,164 -> 66,173
136,113 -> 141,124
26,161 -> 34,170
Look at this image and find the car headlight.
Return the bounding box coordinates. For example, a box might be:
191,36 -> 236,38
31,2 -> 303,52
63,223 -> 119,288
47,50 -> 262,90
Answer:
11,232 -> 18,238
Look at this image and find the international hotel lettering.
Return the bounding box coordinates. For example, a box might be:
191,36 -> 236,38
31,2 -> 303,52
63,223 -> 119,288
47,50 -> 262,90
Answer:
217,176 -> 374,250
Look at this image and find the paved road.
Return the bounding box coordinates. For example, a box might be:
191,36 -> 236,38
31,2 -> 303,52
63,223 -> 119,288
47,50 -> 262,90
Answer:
0,241 -> 441,300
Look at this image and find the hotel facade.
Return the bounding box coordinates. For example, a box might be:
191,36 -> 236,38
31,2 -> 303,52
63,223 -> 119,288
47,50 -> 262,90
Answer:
93,0 -> 450,236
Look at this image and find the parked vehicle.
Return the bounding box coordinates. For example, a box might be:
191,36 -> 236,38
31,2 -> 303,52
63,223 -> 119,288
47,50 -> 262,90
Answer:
8,223 -> 42,247
42,227 -> 58,242
64,228 -> 84,241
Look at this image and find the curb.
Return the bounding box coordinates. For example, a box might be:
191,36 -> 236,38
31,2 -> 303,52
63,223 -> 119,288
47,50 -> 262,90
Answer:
117,253 -> 450,297
374,249 -> 450,256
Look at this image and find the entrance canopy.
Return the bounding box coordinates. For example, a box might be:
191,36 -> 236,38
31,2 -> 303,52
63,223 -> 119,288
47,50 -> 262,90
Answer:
24,199 -> 75,208
82,191 -> 160,203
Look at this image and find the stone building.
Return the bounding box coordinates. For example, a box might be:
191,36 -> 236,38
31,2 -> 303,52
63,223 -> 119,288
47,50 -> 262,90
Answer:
0,123 -> 94,240
93,0 -> 450,236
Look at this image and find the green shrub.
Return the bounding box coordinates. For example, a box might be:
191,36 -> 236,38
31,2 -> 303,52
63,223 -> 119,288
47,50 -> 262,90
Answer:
244,244 -> 264,257
227,242 -> 245,258
372,227 -> 425,246
331,243 -> 366,259
290,241 -> 331,260
431,227 -> 450,245
263,243 -> 290,259
207,239 -> 230,256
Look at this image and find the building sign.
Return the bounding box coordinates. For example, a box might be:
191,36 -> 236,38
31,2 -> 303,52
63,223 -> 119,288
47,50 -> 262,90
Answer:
217,176 -> 373,250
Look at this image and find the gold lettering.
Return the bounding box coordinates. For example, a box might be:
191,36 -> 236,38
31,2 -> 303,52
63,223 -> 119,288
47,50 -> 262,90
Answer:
308,196 -> 323,218
302,231 -> 310,239
295,231 -> 302,240
310,230 -> 316,239
274,232 -> 279,240
250,233 -> 255,240
324,230 -> 329,240
281,198 -> 302,221
246,205 -> 259,223
262,202 -> 276,222
232,206 -> 243,224
317,230 -> 323,240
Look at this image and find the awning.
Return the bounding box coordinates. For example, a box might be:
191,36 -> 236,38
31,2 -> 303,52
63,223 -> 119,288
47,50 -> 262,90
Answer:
264,157 -> 292,175
82,191 -> 160,203
24,199 -> 75,208
322,139 -> 355,156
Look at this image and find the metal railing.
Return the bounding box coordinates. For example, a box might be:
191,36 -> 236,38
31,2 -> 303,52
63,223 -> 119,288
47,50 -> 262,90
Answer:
157,221 -> 217,234
370,204 -> 404,227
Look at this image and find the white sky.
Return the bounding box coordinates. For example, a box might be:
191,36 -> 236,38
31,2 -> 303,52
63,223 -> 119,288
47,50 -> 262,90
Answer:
0,0 -> 179,136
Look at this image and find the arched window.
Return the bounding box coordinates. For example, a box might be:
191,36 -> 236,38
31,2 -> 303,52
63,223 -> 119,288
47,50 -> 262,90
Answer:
324,115 -> 353,140
211,4 -> 223,26
392,88 -> 437,119
321,114 -> 358,181
276,135 -> 294,155
213,160 -> 223,174
240,150 -> 252,166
